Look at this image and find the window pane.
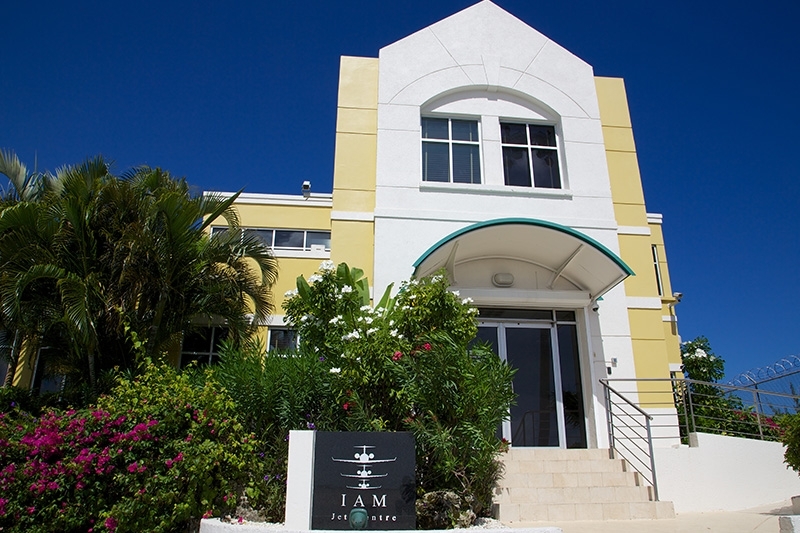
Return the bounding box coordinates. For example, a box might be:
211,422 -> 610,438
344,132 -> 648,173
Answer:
421,117 -> 449,139
529,125 -> 557,147
274,230 -> 305,248
307,231 -> 331,250
501,123 -> 528,145
211,226 -> 227,235
422,141 -> 449,182
555,310 -> 576,322
269,329 -> 298,351
532,149 -> 561,188
452,143 -> 481,184
452,120 -> 479,142
250,229 -> 274,246
502,146 -> 531,187
182,328 -> 212,353
212,327 -> 229,352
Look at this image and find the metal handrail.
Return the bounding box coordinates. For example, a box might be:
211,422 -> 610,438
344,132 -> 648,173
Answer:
600,376 -> 800,504
600,379 -> 659,501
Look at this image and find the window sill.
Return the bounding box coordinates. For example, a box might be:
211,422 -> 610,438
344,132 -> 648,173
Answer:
419,182 -> 573,199
273,249 -> 331,259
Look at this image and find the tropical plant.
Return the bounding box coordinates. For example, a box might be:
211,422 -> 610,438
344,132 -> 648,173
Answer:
279,262 -> 515,519
0,151 -> 278,396
0,363 -> 266,533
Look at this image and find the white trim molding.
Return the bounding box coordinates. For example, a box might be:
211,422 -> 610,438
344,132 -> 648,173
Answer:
626,296 -> 662,309
330,211 -> 375,222
617,226 -> 651,236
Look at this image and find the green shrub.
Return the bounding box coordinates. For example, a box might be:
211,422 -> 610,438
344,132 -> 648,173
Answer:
780,414 -> 800,473
0,364 -> 264,533
279,262 -> 515,520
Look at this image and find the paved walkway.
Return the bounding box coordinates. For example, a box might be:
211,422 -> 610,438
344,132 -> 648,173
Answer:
509,500 -> 794,532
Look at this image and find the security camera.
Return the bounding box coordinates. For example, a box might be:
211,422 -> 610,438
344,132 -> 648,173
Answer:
673,292 -> 683,302
302,181 -> 311,198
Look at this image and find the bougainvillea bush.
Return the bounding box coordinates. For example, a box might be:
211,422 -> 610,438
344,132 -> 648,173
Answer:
0,364 -> 266,533
279,261 -> 515,518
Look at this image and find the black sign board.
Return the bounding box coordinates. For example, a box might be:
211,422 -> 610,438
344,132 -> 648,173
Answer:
311,431 -> 415,530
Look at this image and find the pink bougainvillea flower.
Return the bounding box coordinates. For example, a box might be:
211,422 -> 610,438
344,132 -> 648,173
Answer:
423,343 -> 432,351
392,351 -> 403,361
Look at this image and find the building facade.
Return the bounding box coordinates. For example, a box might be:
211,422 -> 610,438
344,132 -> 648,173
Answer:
221,1 -> 681,450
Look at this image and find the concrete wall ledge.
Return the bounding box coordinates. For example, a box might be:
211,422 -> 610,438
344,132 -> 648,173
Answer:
199,520 -> 562,533
780,515 -> 800,533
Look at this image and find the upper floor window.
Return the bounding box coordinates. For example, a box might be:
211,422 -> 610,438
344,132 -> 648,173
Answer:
421,117 -> 481,184
212,227 -> 331,252
500,123 -> 561,189
652,245 -> 664,297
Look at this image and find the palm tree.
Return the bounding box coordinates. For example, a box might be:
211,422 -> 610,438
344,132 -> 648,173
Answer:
0,151 -> 278,393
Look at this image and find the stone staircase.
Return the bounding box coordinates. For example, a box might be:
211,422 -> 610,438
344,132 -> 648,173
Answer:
494,448 -> 675,522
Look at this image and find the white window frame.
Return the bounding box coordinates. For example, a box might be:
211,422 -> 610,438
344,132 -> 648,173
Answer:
500,122 -> 562,189
421,117 -> 482,184
267,327 -> 299,352
652,245 -> 664,297
211,227 -> 331,258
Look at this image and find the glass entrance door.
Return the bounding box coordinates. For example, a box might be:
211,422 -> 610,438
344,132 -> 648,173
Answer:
477,313 -> 587,448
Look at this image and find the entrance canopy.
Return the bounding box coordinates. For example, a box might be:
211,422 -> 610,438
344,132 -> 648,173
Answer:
413,218 -> 633,302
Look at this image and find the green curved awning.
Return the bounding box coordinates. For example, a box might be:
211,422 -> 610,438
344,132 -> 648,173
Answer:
412,218 -> 633,300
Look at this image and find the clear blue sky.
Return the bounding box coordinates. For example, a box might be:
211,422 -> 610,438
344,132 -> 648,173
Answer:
3,0 -> 799,381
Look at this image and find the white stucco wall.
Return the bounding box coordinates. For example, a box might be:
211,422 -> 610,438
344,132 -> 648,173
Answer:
369,1 -> 640,449
372,1 -> 622,292
655,432 -> 800,513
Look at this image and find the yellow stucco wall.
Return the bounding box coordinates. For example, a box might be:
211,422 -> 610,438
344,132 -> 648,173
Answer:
229,203 -> 331,230
597,76 -> 680,392
330,56 -> 379,283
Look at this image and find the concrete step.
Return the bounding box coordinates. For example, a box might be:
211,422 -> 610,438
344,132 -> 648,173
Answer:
499,470 -> 642,489
495,485 -> 652,504
496,500 -> 676,522
494,447 -> 675,522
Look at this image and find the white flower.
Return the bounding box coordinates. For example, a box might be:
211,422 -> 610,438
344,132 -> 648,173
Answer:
341,285 -> 353,294
390,329 -> 399,337
389,320 -> 395,326
329,316 -> 342,325
374,307 -> 384,314
358,316 -> 373,324
462,297 -> 473,305
408,294 -> 416,300
319,260 -> 336,272
452,290 -> 460,297
692,349 -> 708,358
308,274 -> 323,283
366,328 -> 378,335
284,289 -> 298,298
329,367 -> 341,374
432,275 -> 443,282
300,315 -> 310,323
342,330 -> 361,341
360,305 -> 372,312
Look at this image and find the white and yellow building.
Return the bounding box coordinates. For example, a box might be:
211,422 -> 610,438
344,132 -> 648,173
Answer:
215,1 -> 681,452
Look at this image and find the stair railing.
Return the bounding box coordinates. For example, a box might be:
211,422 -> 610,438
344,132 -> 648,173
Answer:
600,379 -> 660,501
